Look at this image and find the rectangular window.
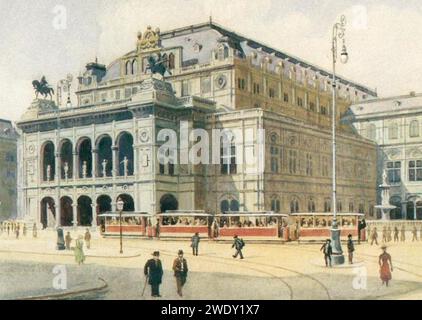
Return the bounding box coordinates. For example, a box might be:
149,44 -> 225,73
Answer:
306,153 -> 313,176
115,90 -> 121,100
201,77 -> 211,94
270,146 -> 279,173
283,93 -> 289,103
125,88 -> 131,98
288,150 -> 297,174
182,80 -> 190,96
132,87 -> 138,95
409,160 -> 422,181
269,88 -> 275,99
387,161 -> 401,183
101,92 -> 107,102
320,105 -> 327,115
168,163 -> 175,176
159,163 -> 165,175
253,83 -> 260,95
221,145 -> 237,175
309,102 -> 315,111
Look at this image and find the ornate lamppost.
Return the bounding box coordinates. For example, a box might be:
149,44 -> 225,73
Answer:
116,197 -> 124,254
331,15 -> 349,265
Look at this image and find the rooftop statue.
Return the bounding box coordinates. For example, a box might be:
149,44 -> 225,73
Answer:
32,76 -> 55,100
146,53 -> 172,78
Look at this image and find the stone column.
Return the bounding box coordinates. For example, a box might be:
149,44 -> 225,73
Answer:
414,200 -> 417,221
133,145 -> 138,177
55,152 -> 60,182
401,202 -> 407,220
92,149 -> 98,179
72,203 -> 78,227
73,152 -> 78,180
55,195 -> 61,228
91,203 -> 97,227
112,146 -> 118,177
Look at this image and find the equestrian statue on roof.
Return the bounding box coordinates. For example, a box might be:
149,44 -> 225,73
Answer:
146,53 -> 172,78
32,76 -> 55,100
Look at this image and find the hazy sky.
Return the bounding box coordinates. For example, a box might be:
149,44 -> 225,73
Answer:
1,0 -> 422,121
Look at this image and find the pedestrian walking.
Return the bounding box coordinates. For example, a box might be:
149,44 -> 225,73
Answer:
173,250 -> 188,297
84,229 -> 91,249
382,226 -> 387,243
15,225 -> 20,239
74,236 -> 85,265
379,245 -> 393,287
358,218 -> 366,244
65,232 -> 72,250
387,226 -> 392,242
232,235 -> 245,259
347,234 -> 355,264
191,232 -> 200,256
22,224 -> 27,237
320,239 -> 333,267
370,227 -> 378,246
144,251 -> 164,297
7,224 -> 10,236
155,219 -> 160,239
412,225 -> 418,242
393,226 -> 399,242
400,225 -> 406,242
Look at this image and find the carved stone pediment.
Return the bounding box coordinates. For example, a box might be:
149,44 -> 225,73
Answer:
384,148 -> 401,160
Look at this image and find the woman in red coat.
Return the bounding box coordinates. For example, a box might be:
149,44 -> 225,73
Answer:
379,245 -> 393,287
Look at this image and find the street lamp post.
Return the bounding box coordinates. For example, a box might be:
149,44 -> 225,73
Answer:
116,198 -> 124,254
331,15 -> 349,265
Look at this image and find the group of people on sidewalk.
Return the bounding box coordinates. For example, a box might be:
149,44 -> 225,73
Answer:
0,221 -> 38,239
57,228 -> 92,265
320,233 -> 394,287
368,224 -> 422,245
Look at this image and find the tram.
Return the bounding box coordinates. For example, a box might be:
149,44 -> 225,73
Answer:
157,210 -> 213,238
290,213 -> 364,240
214,212 -> 289,239
98,212 -> 155,237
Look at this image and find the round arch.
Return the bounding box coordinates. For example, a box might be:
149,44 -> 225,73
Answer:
77,196 -> 92,226
97,195 -> 112,214
59,139 -> 73,179
40,197 -> 55,229
60,196 -> 73,226
116,132 -> 134,176
96,134 -> 113,177
41,141 -> 55,181
160,194 -> 178,213
76,137 -> 92,178
117,194 -> 135,212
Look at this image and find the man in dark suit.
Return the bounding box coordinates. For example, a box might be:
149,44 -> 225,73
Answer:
144,251 -> 164,297
172,250 -> 188,297
320,239 -> 333,267
232,235 -> 245,259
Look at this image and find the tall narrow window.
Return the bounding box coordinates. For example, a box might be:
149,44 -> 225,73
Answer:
271,198 -> 281,213
181,80 -> 190,97
409,160 -> 422,181
290,199 -> 299,213
270,143 -> 279,173
220,134 -> 237,175
168,53 -> 175,70
308,199 -> 316,212
410,120 -> 419,137
389,123 -> 399,139
306,153 -> 313,176
387,161 -> 401,183
288,150 -> 297,174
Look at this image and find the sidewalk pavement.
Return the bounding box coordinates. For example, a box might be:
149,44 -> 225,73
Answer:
0,232 -> 142,258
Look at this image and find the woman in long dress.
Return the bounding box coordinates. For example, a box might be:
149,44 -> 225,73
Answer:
74,236 -> 86,265
379,245 -> 393,287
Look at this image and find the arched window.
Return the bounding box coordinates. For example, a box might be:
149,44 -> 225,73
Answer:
308,199 -> 316,213
125,61 -> 131,75
410,120 -> 419,137
358,202 -> 365,214
271,197 -> 281,213
132,59 -> 138,75
220,200 -> 229,213
389,122 -> 399,140
324,199 -> 331,213
367,123 -> 376,140
220,131 -> 237,175
168,53 -> 175,70
230,200 -> 239,212
290,198 -> 299,213
217,44 -> 229,61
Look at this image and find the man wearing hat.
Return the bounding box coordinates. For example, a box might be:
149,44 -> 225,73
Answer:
320,239 -> 333,267
144,251 -> 164,297
172,250 -> 188,297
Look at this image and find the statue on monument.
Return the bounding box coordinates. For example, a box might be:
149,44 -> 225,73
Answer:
102,159 -> 108,177
82,161 -> 87,179
32,76 -> 55,100
63,162 -> 69,181
46,165 -> 51,181
121,156 -> 129,177
146,53 -> 172,77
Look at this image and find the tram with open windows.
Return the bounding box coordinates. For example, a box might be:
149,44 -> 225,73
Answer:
98,212 -> 155,237
214,212 -> 289,239
290,213 -> 365,240
157,210 -> 213,237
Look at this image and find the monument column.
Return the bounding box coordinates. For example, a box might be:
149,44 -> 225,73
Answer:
112,146 -> 119,177
91,203 -> 98,228
72,203 -> 78,227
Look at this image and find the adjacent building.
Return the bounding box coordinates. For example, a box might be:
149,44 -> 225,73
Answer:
16,21 -> 378,228
0,120 -> 18,221
346,92 -> 422,220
